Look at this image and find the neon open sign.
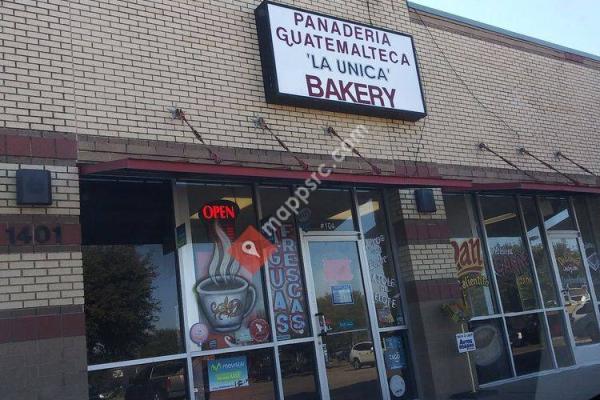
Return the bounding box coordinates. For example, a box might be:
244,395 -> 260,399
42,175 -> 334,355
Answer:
200,200 -> 240,221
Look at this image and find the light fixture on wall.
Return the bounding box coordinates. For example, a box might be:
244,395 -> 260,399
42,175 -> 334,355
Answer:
16,169 -> 52,206
415,188 -> 436,213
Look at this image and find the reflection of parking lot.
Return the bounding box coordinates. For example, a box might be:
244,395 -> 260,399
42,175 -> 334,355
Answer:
326,359 -> 379,394
90,362 -> 187,400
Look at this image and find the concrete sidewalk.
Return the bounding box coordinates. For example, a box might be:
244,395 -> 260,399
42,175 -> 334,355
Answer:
452,364 -> 600,400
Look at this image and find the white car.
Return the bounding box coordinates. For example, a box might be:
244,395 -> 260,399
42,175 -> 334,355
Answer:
349,342 -> 375,369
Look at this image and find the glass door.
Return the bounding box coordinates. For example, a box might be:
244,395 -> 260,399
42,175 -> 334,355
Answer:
547,232 -> 600,363
301,234 -> 388,400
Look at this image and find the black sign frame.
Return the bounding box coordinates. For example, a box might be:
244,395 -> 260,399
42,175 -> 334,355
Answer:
254,0 -> 427,121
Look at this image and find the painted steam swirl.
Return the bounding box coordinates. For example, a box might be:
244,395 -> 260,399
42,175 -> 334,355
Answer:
207,221 -> 241,286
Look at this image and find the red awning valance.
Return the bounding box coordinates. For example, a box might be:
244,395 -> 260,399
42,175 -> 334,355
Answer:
78,158 -> 473,188
471,182 -> 600,194
79,158 -> 600,194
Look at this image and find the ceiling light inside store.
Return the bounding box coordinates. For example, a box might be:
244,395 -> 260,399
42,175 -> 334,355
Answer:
329,201 -> 380,221
483,212 -> 516,225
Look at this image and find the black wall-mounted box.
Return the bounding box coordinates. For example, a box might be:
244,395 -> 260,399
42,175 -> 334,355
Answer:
16,169 -> 52,206
415,188 -> 436,213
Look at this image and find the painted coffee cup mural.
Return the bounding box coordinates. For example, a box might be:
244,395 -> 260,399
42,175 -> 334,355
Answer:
196,271 -> 256,333
185,196 -> 273,351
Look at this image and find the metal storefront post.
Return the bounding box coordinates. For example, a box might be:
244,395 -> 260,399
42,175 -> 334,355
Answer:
569,196 -> 600,342
381,188 -> 423,399
474,194 -> 517,378
536,195 -> 578,362
516,195 -> 559,369
352,188 -> 391,400
253,183 -> 286,400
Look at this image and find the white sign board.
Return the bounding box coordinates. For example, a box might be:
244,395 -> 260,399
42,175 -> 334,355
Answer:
456,332 -> 476,353
255,1 -> 426,120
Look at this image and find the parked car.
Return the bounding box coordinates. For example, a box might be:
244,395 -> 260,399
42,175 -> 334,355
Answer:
349,341 -> 375,369
124,362 -> 186,400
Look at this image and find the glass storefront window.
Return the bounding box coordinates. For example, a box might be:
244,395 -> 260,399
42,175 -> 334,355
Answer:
83,181 -> 417,398
259,186 -> 311,341
480,195 -> 539,313
546,311 -> 574,367
357,190 -> 405,327
380,331 -> 416,399
186,184 -> 271,351
444,194 -> 495,317
539,197 -> 576,231
469,318 -> 512,384
279,343 -> 320,400
573,196 -> 600,301
505,313 -> 553,375
192,348 -> 277,400
307,240 -> 383,400
520,197 -> 559,307
549,236 -> 600,346
299,188 -> 356,232
81,181 -> 183,365
88,359 -> 188,400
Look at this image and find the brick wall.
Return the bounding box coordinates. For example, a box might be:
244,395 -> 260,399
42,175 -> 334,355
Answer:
0,130 -> 86,399
389,187 -> 472,398
2,1 -> 598,398
0,251 -> 83,309
1,0 -> 599,177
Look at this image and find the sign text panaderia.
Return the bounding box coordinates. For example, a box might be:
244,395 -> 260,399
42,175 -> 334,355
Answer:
255,2 -> 426,120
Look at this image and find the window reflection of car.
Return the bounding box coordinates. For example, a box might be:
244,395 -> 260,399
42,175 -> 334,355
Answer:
332,348 -> 350,362
124,363 -> 186,400
564,287 -> 590,312
89,384 -> 122,400
571,301 -> 600,341
349,342 -> 375,369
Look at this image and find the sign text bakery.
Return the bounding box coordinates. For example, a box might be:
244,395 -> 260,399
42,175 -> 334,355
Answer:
255,1 -> 426,120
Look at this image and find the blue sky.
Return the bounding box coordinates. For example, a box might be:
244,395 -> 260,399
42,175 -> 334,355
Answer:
410,0 -> 600,57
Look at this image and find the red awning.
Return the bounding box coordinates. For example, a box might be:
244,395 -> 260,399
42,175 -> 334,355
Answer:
78,158 -> 600,194
78,158 -> 473,188
471,181 -> 600,194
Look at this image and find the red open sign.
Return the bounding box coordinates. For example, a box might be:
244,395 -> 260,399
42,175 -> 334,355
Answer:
200,200 -> 239,221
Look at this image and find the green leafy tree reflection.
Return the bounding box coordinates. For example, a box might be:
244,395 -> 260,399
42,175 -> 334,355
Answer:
84,245 -> 159,364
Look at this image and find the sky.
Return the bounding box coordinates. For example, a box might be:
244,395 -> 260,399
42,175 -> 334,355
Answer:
410,0 -> 600,57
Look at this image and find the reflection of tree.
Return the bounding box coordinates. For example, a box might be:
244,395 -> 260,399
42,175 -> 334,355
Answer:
140,329 -> 181,357
84,245 -> 159,363
317,291 -> 367,331
530,241 -> 558,306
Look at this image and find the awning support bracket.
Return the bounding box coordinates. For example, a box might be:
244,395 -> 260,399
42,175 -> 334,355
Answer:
478,143 -> 540,181
519,147 -> 579,184
254,117 -> 309,170
326,126 -> 381,175
173,108 -> 222,164
555,151 -> 598,178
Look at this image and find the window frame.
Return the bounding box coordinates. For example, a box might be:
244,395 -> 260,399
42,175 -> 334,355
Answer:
84,179 -> 417,400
